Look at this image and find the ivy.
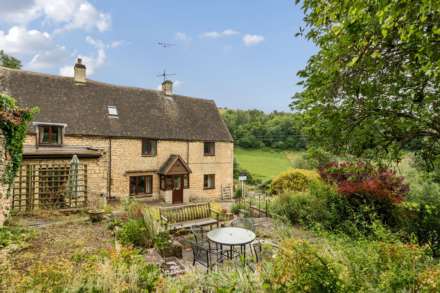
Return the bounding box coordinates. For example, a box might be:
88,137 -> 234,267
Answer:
0,94 -> 38,196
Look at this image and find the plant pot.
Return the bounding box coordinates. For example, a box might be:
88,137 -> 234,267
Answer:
88,209 -> 105,222
158,240 -> 183,258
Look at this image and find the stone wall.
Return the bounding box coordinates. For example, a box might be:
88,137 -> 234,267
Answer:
0,131 -> 10,226
23,134 -> 234,203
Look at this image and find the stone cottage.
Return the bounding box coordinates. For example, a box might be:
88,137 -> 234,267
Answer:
0,60 -> 233,206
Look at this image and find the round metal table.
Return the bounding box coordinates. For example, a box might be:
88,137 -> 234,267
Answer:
207,227 -> 256,262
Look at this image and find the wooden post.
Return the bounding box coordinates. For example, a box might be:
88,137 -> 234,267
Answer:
84,164 -> 88,208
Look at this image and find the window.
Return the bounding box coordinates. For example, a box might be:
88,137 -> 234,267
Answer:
204,142 -> 215,156
108,106 -> 118,116
183,174 -> 189,189
38,125 -> 63,145
160,175 -> 190,190
142,139 -> 157,156
203,174 -> 215,190
129,175 -> 152,195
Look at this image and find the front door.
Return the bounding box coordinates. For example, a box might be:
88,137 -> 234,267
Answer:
172,175 -> 183,204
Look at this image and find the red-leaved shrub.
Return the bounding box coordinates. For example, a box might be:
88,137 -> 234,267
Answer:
319,162 -> 409,204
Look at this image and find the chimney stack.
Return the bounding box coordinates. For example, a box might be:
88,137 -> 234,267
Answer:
161,80 -> 173,96
74,58 -> 86,84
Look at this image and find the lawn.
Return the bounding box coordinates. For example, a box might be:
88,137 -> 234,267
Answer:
234,147 -> 305,181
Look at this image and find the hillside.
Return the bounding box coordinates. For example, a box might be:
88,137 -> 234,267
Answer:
234,147 -> 305,181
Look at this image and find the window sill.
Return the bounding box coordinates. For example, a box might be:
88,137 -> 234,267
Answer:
130,193 -> 153,197
203,154 -> 216,157
37,144 -> 63,148
141,154 -> 156,157
203,187 -> 216,190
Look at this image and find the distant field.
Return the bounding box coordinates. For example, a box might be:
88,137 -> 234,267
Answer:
234,147 -> 305,181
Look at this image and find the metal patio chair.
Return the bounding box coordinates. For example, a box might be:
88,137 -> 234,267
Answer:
188,240 -> 222,272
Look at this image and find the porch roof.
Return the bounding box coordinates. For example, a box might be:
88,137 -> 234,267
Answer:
23,145 -> 101,159
159,155 -> 192,175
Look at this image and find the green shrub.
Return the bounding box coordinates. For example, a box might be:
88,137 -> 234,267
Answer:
0,227 -> 35,248
263,235 -> 440,293
302,147 -> 334,169
117,219 -> 147,247
264,238 -> 343,292
271,168 -> 319,195
67,246 -> 161,292
234,188 -> 243,199
230,203 -> 245,215
270,181 -> 401,239
161,264 -> 262,292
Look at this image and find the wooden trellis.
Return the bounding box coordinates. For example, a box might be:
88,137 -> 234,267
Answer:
11,163 -> 88,212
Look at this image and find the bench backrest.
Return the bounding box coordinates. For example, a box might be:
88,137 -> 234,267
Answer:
160,202 -> 212,224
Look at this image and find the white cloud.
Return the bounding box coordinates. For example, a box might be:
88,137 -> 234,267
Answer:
63,1 -> 111,32
201,29 -> 240,39
222,29 -> 239,36
243,34 -> 264,46
0,0 -> 111,32
0,26 -> 52,55
28,46 -> 70,69
109,40 -> 123,48
0,0 -> 40,24
59,36 -> 107,76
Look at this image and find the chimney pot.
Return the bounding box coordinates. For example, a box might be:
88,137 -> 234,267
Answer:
74,58 -> 86,84
161,80 -> 173,95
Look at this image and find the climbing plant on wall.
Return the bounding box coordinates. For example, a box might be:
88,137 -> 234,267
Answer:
0,94 -> 38,195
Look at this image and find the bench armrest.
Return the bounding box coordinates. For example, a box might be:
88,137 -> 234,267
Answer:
210,208 -> 220,226
160,215 -> 169,227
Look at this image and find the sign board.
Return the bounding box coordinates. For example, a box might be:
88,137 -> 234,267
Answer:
239,175 -> 247,181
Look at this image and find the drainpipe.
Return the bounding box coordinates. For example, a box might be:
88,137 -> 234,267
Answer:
186,141 -> 189,163
108,137 -> 112,198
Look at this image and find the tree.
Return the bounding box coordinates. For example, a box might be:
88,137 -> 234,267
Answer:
292,0 -> 440,172
0,50 -> 22,69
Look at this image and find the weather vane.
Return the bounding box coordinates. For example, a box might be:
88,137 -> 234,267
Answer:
157,42 -> 176,48
157,70 -> 176,82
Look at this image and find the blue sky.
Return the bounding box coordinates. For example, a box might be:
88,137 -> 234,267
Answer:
0,0 -> 316,112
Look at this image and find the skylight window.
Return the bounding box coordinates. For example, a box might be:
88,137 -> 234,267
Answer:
108,106 -> 118,116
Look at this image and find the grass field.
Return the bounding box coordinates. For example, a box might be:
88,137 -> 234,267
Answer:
234,147 -> 305,181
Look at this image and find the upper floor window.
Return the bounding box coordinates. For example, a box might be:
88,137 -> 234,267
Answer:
38,125 -> 63,146
204,142 -> 215,156
142,139 -> 157,156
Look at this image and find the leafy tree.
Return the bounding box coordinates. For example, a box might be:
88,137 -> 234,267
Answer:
0,50 -> 22,69
292,0 -> 440,172
221,108 -> 306,150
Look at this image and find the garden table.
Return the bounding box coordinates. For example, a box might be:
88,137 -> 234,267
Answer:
207,227 -> 256,262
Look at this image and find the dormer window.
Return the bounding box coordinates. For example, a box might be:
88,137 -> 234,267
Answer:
108,106 -> 118,117
38,125 -> 63,146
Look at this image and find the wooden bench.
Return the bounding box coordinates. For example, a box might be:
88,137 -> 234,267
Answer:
159,202 -> 219,231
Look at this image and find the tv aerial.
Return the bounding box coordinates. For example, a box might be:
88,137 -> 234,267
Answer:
158,42 -> 176,48
157,69 -> 176,82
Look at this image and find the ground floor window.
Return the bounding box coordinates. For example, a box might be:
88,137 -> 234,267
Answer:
183,174 -> 189,189
160,174 -> 190,190
130,175 -> 152,195
203,174 -> 215,190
